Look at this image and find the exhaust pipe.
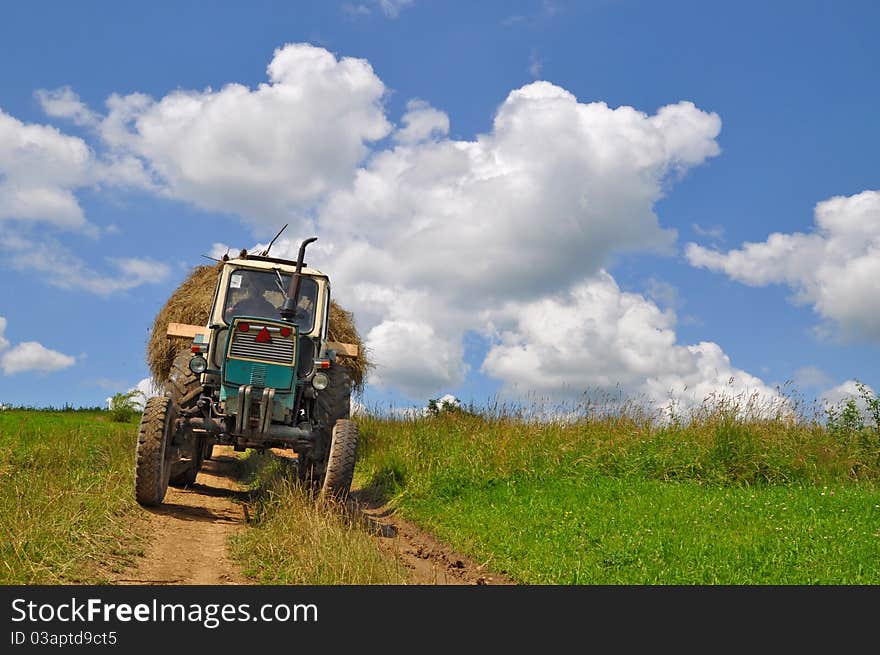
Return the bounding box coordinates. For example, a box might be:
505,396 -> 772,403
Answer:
281,236 -> 317,322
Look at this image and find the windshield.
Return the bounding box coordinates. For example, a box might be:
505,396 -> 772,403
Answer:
223,268 -> 318,332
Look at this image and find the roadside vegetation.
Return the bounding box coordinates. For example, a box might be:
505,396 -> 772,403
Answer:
355,385 -> 880,583
229,451 -> 406,584
0,409 -> 147,584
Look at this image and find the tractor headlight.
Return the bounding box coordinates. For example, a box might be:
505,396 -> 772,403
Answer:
312,372 -> 329,390
189,355 -> 207,374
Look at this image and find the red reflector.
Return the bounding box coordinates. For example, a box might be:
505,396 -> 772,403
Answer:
255,327 -> 272,343
191,345 -> 200,353
238,322 -> 250,332
317,359 -> 330,369
280,326 -> 292,337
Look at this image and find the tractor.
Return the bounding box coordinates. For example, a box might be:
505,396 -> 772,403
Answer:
134,236 -> 359,506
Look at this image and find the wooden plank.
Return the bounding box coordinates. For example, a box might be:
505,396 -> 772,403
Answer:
167,322 -> 207,339
326,341 -> 358,357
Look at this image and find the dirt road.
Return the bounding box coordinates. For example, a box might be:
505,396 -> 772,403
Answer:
115,449 -> 249,585
116,448 -> 513,585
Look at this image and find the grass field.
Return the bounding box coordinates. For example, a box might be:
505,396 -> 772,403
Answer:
229,451 -> 406,584
0,410 -> 147,584
3,389 -> 879,585
354,395 -> 880,584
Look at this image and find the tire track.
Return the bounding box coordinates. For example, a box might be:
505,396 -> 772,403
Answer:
116,447 -> 249,585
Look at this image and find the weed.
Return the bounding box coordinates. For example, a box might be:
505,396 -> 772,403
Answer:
107,390 -> 144,423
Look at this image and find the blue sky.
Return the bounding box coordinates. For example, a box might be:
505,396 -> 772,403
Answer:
0,0 -> 877,412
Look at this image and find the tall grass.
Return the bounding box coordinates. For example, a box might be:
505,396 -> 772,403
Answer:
0,410 -> 147,584
229,452 -> 407,584
358,388 -> 880,494
354,389 -> 880,583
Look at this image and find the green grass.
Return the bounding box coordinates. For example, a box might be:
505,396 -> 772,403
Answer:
0,410 -> 147,584
229,451 -> 407,584
354,402 -> 880,584
405,476 -> 880,584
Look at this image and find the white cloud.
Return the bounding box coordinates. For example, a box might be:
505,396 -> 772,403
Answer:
644,277 -> 680,310
90,43 -> 390,227
0,316 -> 9,352
820,379 -> 875,412
28,44 -> 766,407
0,109 -> 94,229
393,99 -> 449,144
0,317 -> 76,375
311,84 -> 722,398
365,319 -> 468,398
319,84 -> 720,308
692,222 -> 725,241
223,74 -> 737,401
687,190 -> 880,341
1,342 -> 76,375
35,86 -> 100,127
481,272 -> 778,410
0,231 -> 170,296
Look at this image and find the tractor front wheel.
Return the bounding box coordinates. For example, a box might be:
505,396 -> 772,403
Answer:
319,419 -> 359,502
135,396 -> 176,507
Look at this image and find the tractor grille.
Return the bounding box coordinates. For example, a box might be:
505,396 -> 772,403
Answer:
250,364 -> 267,387
229,328 -> 295,365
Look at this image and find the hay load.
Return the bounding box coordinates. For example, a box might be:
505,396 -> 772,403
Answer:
147,263 -> 369,392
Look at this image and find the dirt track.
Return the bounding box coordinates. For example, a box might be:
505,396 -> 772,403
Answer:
116,447 -> 513,585
115,449 -> 249,585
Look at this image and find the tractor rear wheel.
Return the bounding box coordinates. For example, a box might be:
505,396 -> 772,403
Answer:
319,419 -> 359,502
135,396 -> 176,507
166,347 -> 206,487
167,347 -> 204,408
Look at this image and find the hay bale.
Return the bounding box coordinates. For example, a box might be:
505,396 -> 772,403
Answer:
147,263 -> 369,392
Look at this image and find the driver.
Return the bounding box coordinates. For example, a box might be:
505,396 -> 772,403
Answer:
225,274 -> 277,320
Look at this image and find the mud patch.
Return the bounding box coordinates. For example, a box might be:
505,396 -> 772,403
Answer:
351,490 -> 516,585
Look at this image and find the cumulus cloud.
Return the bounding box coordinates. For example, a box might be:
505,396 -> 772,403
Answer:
393,99 -> 450,144
320,85 -> 719,306
218,71 -> 737,401
24,43 -> 766,406
82,43 -> 391,228
311,83 -> 723,399
365,319 -> 468,398
481,272 -> 777,409
0,316 -> 75,375
687,190 -> 880,341
0,109 -> 95,229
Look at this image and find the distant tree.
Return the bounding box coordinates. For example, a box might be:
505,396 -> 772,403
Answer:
425,394 -> 462,417
107,390 -> 144,423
